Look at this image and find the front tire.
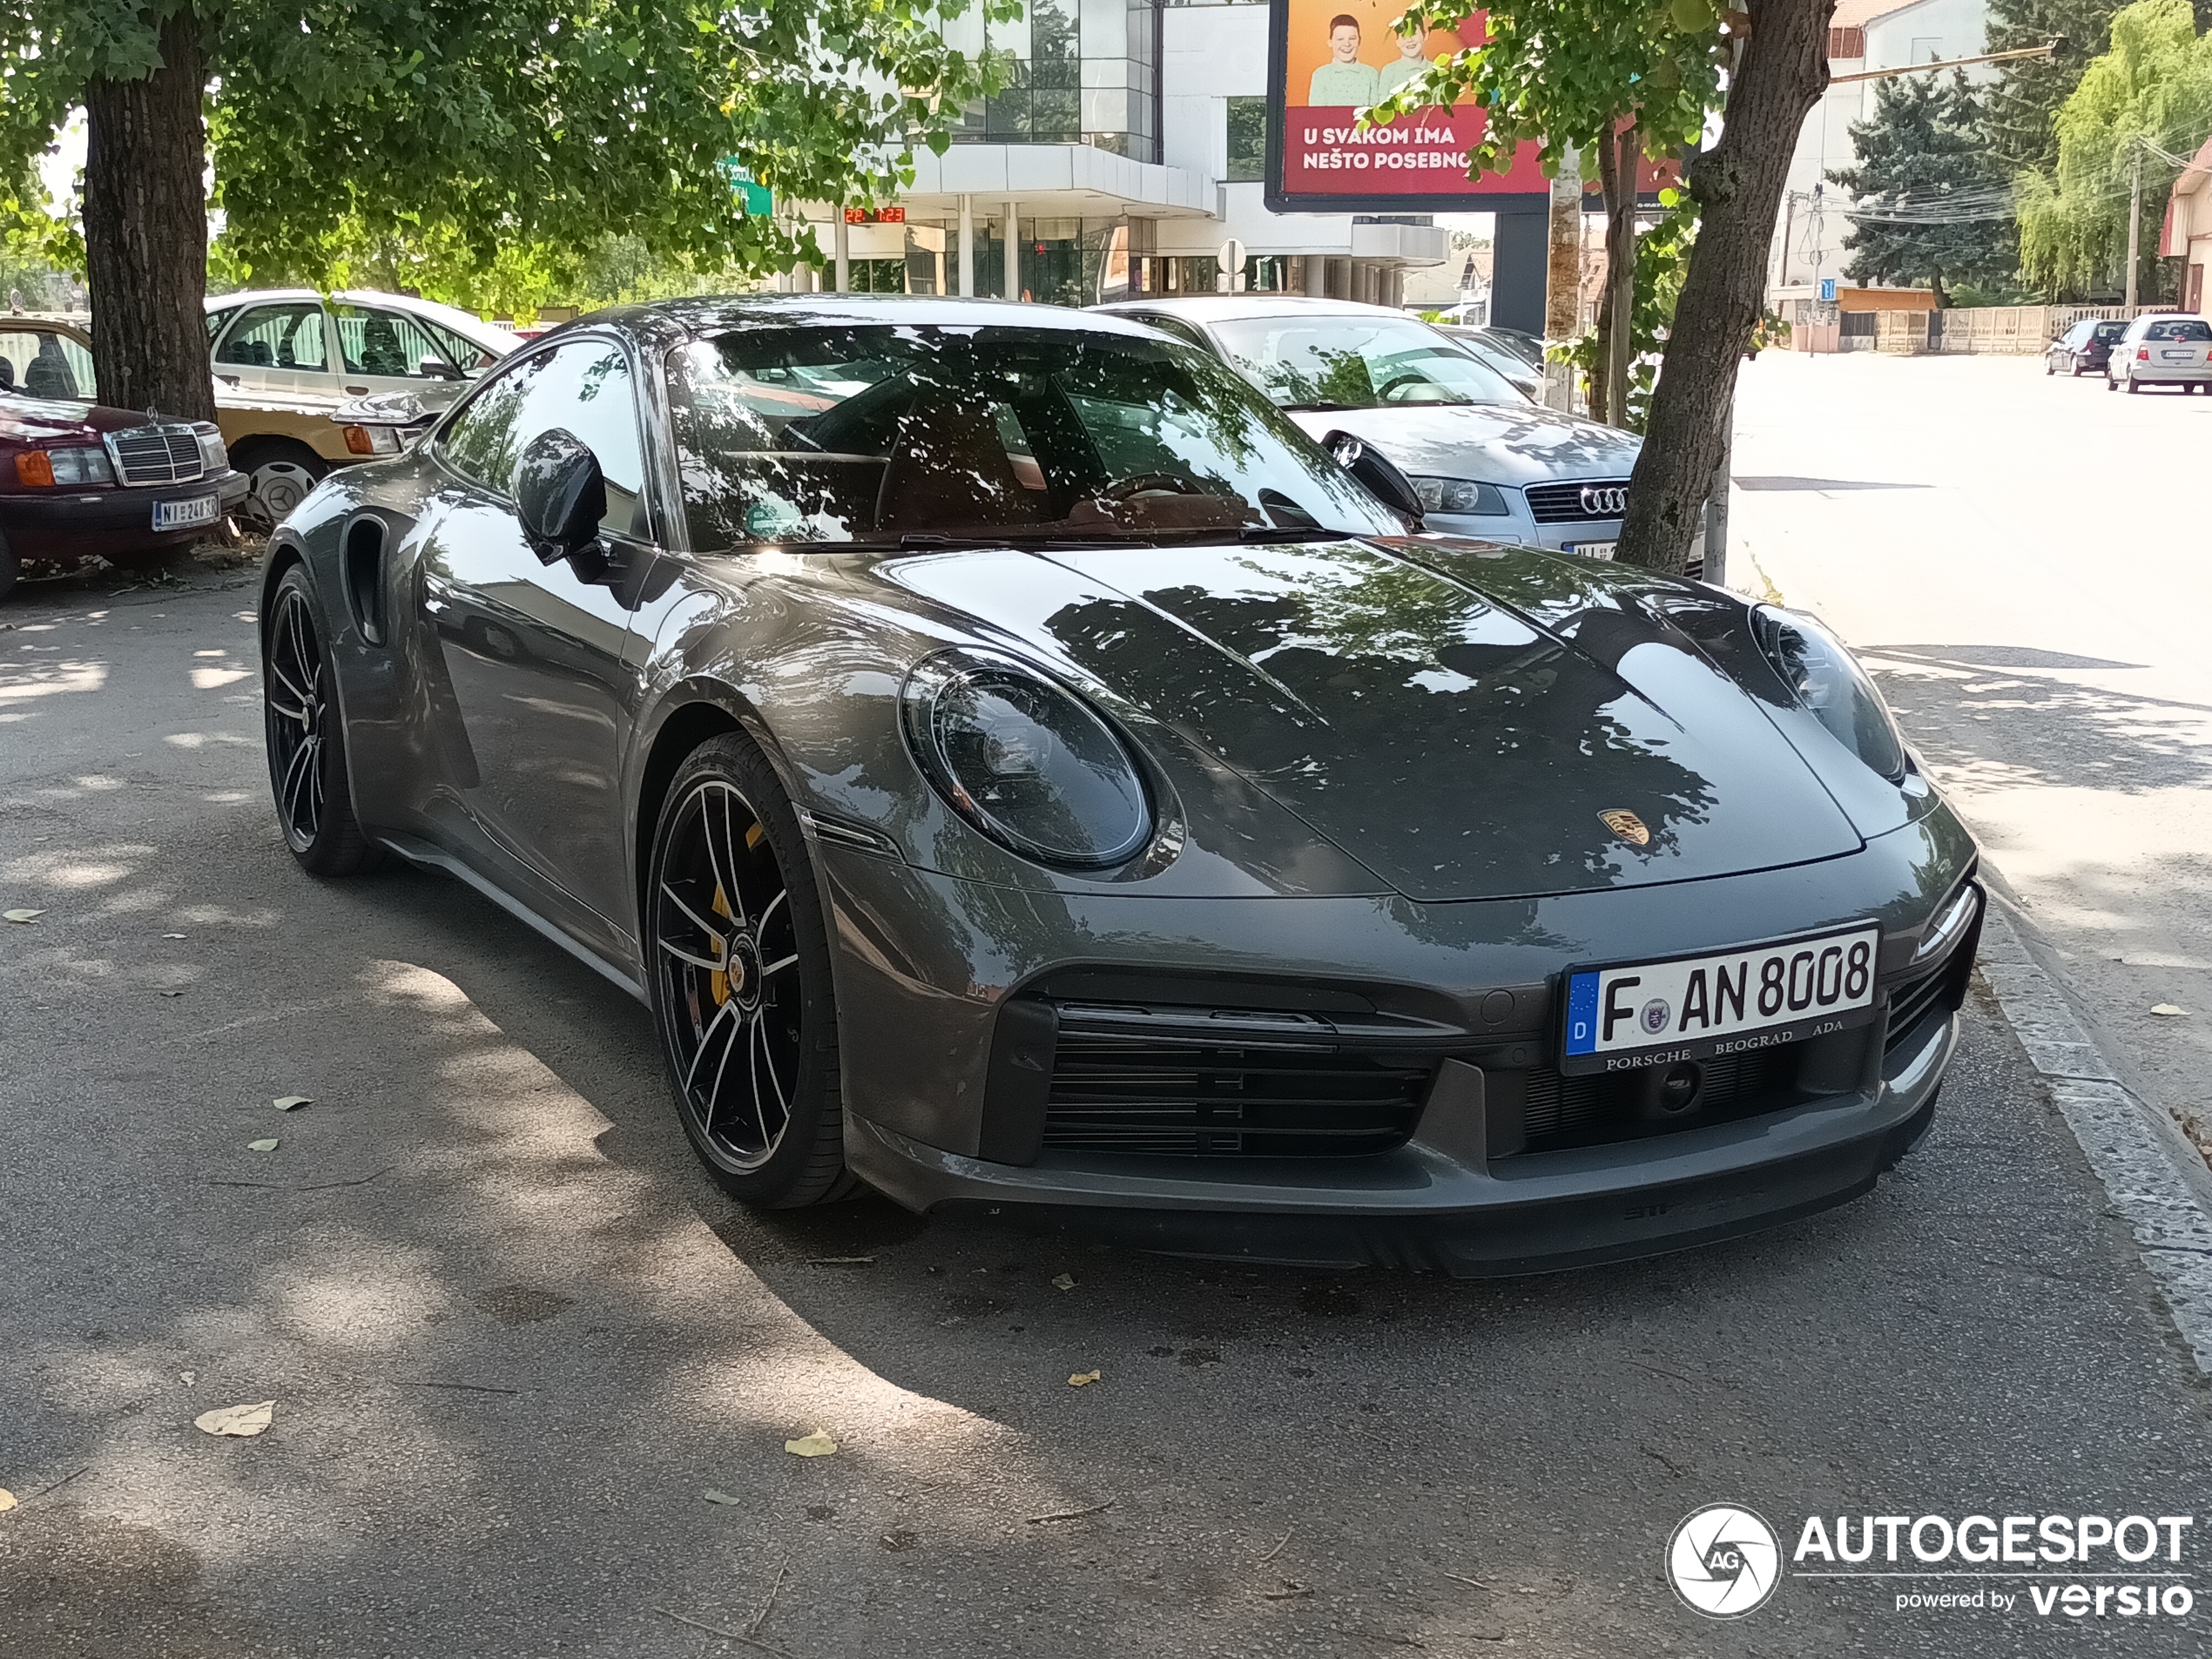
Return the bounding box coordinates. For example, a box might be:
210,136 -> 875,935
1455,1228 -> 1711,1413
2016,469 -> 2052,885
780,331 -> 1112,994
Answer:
233,440 -> 327,530
263,567 -> 381,875
648,734 -> 851,1208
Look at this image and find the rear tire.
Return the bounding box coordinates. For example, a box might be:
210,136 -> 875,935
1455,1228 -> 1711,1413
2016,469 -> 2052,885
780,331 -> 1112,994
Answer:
0,525 -> 17,602
263,566 -> 382,876
647,733 -> 853,1209
2127,373 -> 2141,394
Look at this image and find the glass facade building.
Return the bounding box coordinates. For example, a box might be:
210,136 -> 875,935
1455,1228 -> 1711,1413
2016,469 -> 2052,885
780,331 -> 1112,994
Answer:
957,0 -> 1163,161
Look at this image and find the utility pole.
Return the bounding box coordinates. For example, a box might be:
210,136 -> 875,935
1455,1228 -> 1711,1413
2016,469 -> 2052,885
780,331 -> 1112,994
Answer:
2125,138 -> 2142,311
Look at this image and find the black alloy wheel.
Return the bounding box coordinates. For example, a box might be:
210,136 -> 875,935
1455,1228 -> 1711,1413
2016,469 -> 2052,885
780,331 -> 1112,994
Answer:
263,567 -> 381,875
649,734 -> 851,1207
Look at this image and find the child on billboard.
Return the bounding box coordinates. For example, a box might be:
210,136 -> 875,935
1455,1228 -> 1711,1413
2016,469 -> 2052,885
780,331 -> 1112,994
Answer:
1305,14 -> 1381,105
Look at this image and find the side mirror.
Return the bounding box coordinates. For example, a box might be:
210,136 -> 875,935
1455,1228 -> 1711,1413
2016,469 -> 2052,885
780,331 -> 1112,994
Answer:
514,427 -> 605,565
1324,429 -> 1424,526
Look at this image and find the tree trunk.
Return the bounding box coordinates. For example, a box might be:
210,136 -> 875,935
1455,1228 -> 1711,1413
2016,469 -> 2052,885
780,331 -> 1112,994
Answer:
83,8 -> 213,424
1604,123 -> 1639,428
1544,143 -> 1583,412
1588,307 -> 1611,424
1618,0 -> 1835,572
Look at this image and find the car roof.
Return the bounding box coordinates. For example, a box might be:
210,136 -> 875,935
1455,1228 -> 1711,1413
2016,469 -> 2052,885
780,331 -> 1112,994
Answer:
589,293 -> 1180,344
204,287 -> 517,354
2125,312 -> 2209,330
1092,294 -> 1415,324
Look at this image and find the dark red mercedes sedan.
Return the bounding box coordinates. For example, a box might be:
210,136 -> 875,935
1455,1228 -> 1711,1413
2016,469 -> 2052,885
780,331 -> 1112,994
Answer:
0,392 -> 248,598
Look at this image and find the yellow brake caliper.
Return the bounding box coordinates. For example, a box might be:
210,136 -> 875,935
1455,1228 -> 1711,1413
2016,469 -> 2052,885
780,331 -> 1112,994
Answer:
708,822 -> 768,1007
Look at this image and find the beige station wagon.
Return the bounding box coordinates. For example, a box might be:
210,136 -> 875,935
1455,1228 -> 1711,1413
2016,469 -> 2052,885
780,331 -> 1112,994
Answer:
202,289 -> 517,523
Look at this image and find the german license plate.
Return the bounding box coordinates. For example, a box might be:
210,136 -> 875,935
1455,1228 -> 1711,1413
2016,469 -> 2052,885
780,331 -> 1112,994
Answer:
1566,541 -> 1616,560
153,493 -> 219,531
1560,921 -> 1883,1075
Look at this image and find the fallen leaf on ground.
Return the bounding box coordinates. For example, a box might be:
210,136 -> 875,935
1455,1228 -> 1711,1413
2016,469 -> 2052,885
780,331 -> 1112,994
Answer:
246,1138 -> 280,1152
703,1489 -> 744,1505
1067,1369 -> 1102,1387
180,1371 -> 197,1385
785,1431 -> 837,1458
273,1096 -> 313,1111
1050,1273 -> 1076,1291
3,909 -> 44,924
0,1489 -> 15,1512
194,1400 -> 274,1437
161,933 -> 185,940
158,989 -> 183,998
2150,1004 -> 2188,1016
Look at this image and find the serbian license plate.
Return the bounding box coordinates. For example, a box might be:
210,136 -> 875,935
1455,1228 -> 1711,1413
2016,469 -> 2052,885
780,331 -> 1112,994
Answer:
1560,922 -> 1883,1075
1565,541 -> 1616,560
152,493 -> 219,531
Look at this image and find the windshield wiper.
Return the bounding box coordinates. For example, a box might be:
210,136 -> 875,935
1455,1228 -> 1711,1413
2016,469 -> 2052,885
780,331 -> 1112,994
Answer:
1280,401 -> 1354,413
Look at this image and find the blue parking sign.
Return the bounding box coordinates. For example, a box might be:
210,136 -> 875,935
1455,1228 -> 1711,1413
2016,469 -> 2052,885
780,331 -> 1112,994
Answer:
1817,277 -> 1837,302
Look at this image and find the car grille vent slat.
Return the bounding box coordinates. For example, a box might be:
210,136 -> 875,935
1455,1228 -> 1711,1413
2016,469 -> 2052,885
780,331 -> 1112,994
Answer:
1525,478 -> 1630,524
1042,1030 -> 1431,1157
107,422 -> 206,487
1884,967 -> 1953,1054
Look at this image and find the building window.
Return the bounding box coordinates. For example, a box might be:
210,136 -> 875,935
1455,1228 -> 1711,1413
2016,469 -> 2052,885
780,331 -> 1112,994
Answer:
1226,98 -> 1266,182
1827,25 -> 1864,57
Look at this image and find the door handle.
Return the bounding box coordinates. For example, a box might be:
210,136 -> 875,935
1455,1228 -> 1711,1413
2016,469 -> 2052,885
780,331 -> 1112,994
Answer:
345,384 -> 369,394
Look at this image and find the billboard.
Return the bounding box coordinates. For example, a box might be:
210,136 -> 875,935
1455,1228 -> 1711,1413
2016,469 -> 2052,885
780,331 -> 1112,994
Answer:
1264,0 -> 1548,212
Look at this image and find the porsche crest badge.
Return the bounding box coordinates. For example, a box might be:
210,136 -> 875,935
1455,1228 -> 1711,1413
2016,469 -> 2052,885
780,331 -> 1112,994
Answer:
1599,807 -> 1650,846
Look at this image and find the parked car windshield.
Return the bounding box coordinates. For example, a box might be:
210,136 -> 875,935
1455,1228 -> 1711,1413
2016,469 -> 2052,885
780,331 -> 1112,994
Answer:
2094,321 -> 2128,342
1205,315 -> 1521,411
665,324 -> 1406,550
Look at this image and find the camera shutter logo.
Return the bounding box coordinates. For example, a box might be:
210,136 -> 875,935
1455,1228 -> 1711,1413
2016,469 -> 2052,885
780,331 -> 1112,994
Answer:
1667,1505 -> 1782,1618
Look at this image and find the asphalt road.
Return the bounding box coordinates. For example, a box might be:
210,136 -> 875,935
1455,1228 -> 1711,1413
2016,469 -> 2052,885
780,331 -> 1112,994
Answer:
1732,349 -> 2212,1174
3,546 -> 2209,1657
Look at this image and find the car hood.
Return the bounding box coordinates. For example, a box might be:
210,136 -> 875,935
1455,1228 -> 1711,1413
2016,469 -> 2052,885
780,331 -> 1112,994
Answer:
879,537 -> 1863,903
0,395 -> 153,442
1282,402 -> 1642,486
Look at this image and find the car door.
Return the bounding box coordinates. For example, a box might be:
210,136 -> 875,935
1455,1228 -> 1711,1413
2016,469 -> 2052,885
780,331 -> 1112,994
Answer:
330,302 -> 480,398
212,301 -> 341,399
415,335 -> 661,946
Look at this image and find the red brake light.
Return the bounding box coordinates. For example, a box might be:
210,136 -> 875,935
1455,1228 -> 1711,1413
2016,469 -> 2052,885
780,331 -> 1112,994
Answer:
2139,347 -> 2151,360
14,450 -> 55,487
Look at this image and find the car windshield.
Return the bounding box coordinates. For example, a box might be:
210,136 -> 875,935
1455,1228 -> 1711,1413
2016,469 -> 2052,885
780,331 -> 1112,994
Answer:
2094,321 -> 2128,342
665,323 -> 1406,550
1206,315 -> 1521,411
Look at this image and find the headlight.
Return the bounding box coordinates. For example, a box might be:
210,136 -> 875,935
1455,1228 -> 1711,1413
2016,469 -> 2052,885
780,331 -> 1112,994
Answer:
902,650 -> 1152,868
13,445 -> 114,486
194,424 -> 229,473
1750,604 -> 1907,782
1410,475 -> 1510,516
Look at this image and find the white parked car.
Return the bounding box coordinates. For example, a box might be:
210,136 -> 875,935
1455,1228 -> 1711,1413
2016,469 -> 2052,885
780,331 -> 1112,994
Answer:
201,290 -> 519,524
2106,313 -> 2212,394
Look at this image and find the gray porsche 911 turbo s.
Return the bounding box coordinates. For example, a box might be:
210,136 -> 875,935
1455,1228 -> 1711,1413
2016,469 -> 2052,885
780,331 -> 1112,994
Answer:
258,294 -> 1979,1275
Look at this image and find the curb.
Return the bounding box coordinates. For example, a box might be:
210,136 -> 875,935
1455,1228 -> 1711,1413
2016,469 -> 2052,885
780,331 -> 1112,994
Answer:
1978,904 -> 2212,1376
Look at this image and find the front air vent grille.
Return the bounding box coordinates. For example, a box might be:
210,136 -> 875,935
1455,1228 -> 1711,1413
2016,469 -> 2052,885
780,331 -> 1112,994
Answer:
1042,1029 -> 1433,1157
108,423 -> 206,486
1526,478 -> 1630,524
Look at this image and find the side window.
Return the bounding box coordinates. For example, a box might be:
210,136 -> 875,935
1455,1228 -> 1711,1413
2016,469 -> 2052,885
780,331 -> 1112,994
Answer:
216,304 -> 330,372
1136,314 -> 1212,353
0,329 -> 95,399
437,340 -> 650,541
334,305 -> 470,381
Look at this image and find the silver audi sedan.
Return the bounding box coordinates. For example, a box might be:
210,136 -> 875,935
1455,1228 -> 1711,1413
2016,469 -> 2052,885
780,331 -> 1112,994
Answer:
1092,295 -> 1651,565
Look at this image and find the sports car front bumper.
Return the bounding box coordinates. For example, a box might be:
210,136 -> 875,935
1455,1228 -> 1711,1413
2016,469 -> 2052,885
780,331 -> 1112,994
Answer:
819,807 -> 1979,1275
